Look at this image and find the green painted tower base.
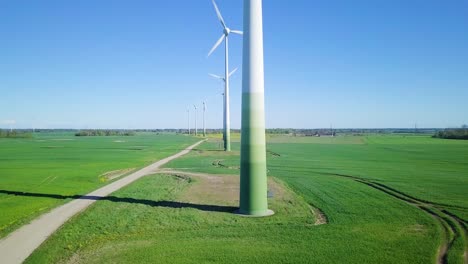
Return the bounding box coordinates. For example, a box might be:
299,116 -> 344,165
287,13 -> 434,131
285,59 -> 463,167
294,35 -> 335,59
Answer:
238,93 -> 273,217
235,209 -> 274,217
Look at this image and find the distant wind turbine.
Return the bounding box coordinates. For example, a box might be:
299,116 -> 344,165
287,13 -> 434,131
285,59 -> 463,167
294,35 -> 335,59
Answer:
203,102 -> 207,137
209,67 -> 238,143
208,67 -> 238,82
194,105 -> 198,136
4,120 -> 16,132
187,108 -> 191,135
208,0 -> 242,151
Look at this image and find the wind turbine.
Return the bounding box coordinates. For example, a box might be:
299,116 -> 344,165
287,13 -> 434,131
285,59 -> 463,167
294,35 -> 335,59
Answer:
209,67 -> 238,82
209,67 -> 238,144
203,102 -> 207,137
238,0 -> 273,217
6,120 -> 16,133
208,0 -> 242,152
194,105 -> 198,136
187,108 -> 191,135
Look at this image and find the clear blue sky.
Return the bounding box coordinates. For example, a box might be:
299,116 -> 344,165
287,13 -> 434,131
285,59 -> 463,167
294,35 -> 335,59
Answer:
1,0 -> 467,129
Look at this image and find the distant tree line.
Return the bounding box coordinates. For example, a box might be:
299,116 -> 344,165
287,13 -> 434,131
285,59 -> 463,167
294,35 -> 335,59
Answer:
5,128 -> 444,137
75,130 -> 136,137
265,128 -> 438,136
268,129 -> 335,137
0,130 -> 33,138
175,128 -> 439,136
433,125 -> 468,140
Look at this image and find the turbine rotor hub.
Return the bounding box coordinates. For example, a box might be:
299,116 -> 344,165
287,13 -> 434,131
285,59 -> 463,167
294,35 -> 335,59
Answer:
224,28 -> 230,36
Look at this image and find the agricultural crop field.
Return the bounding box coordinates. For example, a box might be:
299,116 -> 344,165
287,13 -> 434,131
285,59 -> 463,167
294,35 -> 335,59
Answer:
0,132 -> 199,238
18,134 -> 468,264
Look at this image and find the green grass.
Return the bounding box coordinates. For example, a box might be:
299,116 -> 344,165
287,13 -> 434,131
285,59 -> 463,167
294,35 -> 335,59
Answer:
0,132 -> 199,238
24,134 -> 468,263
26,173 -> 437,264
269,135 -> 468,209
173,135 -> 468,210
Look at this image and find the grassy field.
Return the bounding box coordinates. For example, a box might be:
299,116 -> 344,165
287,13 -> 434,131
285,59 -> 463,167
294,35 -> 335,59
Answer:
0,132 -> 199,238
23,134 -> 468,263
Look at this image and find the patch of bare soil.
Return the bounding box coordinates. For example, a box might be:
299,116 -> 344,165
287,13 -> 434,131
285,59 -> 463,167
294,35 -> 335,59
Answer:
156,169 -> 326,225
99,168 -> 135,182
211,160 -> 240,170
311,207 -> 327,225
157,170 -> 239,206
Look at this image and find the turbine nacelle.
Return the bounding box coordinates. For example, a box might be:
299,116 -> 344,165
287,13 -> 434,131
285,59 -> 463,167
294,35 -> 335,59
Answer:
209,67 -> 238,83
224,27 -> 231,36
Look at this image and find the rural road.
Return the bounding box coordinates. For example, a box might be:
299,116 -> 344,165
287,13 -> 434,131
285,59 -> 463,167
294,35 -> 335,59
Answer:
0,139 -> 205,264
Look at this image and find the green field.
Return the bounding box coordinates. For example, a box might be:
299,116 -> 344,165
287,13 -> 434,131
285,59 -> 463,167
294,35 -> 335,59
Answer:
0,132 -> 199,238
20,134 -> 468,263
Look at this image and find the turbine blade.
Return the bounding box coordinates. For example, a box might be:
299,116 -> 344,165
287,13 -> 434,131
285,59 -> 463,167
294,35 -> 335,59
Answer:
229,67 -> 238,77
231,30 -> 243,35
212,0 -> 226,29
207,34 -> 225,57
209,73 -> 223,79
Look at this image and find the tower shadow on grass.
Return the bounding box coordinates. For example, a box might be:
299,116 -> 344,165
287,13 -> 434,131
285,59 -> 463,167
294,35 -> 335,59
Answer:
0,189 -> 238,213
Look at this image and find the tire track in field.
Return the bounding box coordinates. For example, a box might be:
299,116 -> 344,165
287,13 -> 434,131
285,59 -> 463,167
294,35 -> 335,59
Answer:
442,210 -> 468,264
323,172 -> 467,264
359,181 -> 466,264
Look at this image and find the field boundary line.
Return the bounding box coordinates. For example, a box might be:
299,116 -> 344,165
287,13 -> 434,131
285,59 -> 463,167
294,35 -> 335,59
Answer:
0,139 -> 206,264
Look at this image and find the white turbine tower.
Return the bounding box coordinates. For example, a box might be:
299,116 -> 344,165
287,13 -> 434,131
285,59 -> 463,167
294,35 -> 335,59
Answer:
208,0 -> 242,151
3,120 -> 16,133
194,105 -> 198,136
187,108 -> 191,135
238,0 -> 273,216
203,102 -> 207,137
209,67 -> 238,143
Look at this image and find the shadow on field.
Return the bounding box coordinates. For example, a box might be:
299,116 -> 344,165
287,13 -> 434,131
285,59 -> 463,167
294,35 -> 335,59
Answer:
0,189 -> 237,213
